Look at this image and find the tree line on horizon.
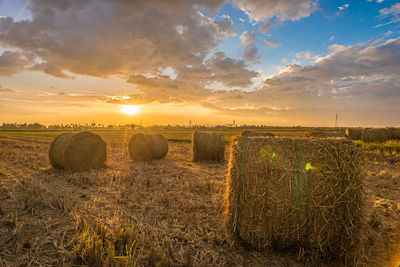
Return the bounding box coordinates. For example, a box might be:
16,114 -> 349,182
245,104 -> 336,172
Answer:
0,122 -> 315,130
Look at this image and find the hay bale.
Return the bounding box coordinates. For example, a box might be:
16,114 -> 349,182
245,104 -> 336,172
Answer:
305,129 -> 346,138
49,132 -> 107,171
386,127 -> 400,140
362,128 -> 388,143
241,130 -> 274,137
128,133 -> 168,161
192,131 -> 225,162
345,128 -> 363,140
224,136 -> 364,263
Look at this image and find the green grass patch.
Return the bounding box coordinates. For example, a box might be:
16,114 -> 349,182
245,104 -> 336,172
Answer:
355,140 -> 400,153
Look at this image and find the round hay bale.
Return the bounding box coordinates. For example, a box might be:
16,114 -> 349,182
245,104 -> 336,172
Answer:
225,137 -> 364,263
345,128 -> 363,140
128,133 -> 168,161
305,129 -> 346,139
192,131 -> 225,162
49,132 -> 107,171
362,128 -> 388,143
241,130 -> 274,137
386,127 -> 400,140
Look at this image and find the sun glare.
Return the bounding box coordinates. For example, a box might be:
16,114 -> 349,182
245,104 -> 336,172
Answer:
121,105 -> 140,115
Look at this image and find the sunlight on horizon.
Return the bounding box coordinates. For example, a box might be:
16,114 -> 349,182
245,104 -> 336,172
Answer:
120,105 -> 140,115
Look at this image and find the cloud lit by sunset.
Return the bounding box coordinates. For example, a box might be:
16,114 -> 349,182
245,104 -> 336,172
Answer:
0,0 -> 400,126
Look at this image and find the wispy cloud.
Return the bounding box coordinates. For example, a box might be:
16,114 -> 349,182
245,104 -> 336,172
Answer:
376,3 -> 400,27
336,4 -> 349,16
328,43 -> 348,51
0,84 -> 15,93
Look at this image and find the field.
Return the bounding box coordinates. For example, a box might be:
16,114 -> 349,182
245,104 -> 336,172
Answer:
0,130 -> 399,266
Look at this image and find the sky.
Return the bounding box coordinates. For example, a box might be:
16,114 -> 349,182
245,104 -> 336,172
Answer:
0,0 -> 400,127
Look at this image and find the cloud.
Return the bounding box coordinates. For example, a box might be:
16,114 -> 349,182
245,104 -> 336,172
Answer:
328,43 -> 348,51
240,31 -> 260,61
336,4 -> 349,16
232,0 -> 318,22
169,37 -> 400,123
379,3 -> 400,16
0,84 -> 15,93
30,62 -> 75,79
281,57 -> 288,63
260,37 -> 400,98
0,0 -> 238,80
376,3 -> 400,27
296,51 -> 319,59
0,0 -> 319,93
206,52 -> 259,87
232,0 -> 318,37
264,38 -> 281,47
0,50 -> 33,76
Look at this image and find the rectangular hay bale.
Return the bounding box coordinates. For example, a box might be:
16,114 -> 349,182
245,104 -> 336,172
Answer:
224,136 -> 364,263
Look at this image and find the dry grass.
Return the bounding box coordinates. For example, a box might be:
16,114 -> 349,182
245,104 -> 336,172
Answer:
0,133 -> 399,266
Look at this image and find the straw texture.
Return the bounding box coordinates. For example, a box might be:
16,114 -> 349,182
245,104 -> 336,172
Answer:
345,128 -> 363,140
224,136 -> 364,264
305,129 -> 346,138
386,127 -> 400,140
241,130 -> 274,137
49,132 -> 107,171
362,128 -> 388,143
128,133 -> 168,161
192,131 -> 225,162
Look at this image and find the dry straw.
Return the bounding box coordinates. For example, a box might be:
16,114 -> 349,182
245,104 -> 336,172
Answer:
192,131 -> 225,162
224,136 -> 364,264
49,131 -> 107,171
361,128 -> 388,143
305,129 -> 346,138
345,128 -> 363,140
386,127 -> 400,140
128,133 -> 168,161
241,130 -> 274,137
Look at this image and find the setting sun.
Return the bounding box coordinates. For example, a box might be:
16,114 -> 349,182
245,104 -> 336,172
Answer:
121,105 -> 140,115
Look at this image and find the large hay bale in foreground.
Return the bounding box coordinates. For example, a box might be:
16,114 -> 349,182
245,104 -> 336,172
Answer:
386,127 -> 400,140
345,128 -> 363,140
224,137 -> 364,263
305,129 -> 346,138
128,133 -> 168,161
241,130 -> 274,137
49,132 -> 107,171
192,131 -> 225,162
362,128 -> 388,143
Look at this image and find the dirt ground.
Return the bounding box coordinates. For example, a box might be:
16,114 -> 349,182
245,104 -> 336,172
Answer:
0,134 -> 399,266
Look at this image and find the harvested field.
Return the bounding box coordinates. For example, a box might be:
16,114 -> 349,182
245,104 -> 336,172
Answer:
0,132 -> 399,266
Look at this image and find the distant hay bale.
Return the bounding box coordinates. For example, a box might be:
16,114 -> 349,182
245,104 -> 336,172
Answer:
345,128 -> 363,140
49,132 -> 107,171
128,133 -> 168,161
192,131 -> 225,162
241,130 -> 274,137
362,128 -> 388,143
305,129 -> 346,139
386,127 -> 400,140
224,136 -> 364,263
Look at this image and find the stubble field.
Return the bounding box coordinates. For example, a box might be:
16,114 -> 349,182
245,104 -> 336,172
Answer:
0,130 -> 399,266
